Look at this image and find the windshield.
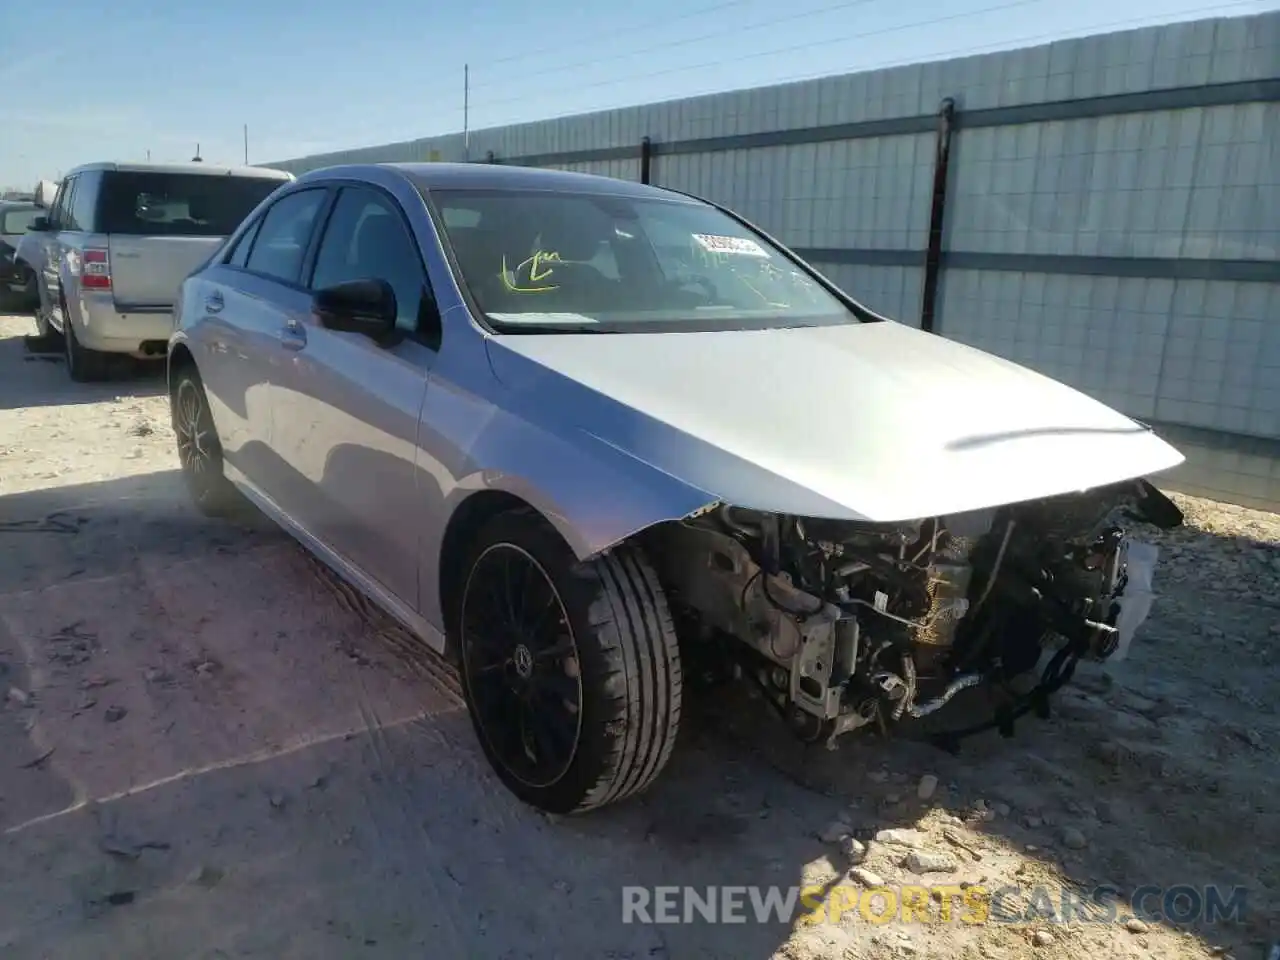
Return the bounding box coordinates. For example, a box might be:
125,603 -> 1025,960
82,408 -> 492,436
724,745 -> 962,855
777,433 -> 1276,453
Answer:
430,188 -> 865,333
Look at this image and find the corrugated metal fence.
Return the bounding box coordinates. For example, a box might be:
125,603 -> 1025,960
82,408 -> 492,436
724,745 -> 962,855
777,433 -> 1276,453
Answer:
272,10 -> 1280,511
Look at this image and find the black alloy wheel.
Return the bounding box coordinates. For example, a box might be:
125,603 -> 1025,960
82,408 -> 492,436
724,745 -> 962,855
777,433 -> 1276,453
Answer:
461,542 -> 584,790
171,368 -> 239,516
457,509 -> 682,814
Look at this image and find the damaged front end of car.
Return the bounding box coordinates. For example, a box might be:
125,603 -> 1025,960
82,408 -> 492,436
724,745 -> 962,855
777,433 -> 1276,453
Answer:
644,479 -> 1184,749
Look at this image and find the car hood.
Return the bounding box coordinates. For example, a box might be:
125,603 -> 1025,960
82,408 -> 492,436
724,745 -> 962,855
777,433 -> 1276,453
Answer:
485,320 -> 1185,522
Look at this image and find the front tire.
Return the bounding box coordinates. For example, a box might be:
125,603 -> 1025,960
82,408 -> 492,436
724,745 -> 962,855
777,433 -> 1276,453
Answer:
458,509 -> 682,814
170,366 -> 240,517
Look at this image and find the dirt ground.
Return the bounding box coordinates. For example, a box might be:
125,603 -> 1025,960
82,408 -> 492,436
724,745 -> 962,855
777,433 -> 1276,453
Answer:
0,311 -> 1276,960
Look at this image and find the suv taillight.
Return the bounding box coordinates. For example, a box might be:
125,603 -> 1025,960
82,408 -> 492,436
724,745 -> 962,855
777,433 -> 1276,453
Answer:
82,248 -> 111,290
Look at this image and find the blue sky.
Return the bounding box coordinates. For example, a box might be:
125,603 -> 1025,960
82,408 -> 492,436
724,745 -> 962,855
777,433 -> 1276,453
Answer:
0,0 -> 1273,186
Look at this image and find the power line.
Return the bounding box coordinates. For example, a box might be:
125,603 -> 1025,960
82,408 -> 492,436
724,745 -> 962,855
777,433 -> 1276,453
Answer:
745,0 -> 1269,100
468,0 -> 888,93
469,0 -> 1264,122
469,0 -> 1055,114
482,0 -> 759,69
289,0 -> 1263,160
647,0 -> 1267,111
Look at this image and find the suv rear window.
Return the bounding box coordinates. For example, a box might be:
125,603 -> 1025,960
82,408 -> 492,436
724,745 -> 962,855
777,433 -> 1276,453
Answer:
95,171 -> 283,237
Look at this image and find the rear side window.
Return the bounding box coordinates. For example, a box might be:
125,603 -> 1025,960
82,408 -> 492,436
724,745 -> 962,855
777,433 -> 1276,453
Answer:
225,218 -> 263,268
49,178 -> 73,230
244,188 -> 327,283
95,171 -> 285,237
0,208 -> 38,234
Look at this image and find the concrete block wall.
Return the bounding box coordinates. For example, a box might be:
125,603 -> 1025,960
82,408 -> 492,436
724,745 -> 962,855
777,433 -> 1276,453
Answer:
271,10 -> 1280,511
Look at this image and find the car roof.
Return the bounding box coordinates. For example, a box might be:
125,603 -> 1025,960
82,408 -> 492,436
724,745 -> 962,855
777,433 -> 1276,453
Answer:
296,161 -> 697,201
63,161 -> 294,180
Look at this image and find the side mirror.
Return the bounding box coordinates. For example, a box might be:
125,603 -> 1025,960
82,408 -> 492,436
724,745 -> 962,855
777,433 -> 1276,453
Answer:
28,216 -> 49,232
312,279 -> 398,343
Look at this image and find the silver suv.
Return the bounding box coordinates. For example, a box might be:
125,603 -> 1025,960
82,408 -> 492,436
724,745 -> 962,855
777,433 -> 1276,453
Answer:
30,161 -> 293,381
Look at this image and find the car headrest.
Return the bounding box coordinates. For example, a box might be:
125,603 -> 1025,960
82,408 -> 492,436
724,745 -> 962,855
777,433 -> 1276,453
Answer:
352,212 -> 406,268
289,216 -> 315,245
449,225 -> 514,273
537,227 -> 604,263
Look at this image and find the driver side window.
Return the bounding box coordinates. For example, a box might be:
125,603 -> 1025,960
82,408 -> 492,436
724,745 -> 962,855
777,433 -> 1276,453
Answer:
309,186 -> 435,337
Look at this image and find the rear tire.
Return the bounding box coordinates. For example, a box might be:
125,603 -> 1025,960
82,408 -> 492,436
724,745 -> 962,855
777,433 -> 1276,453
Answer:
63,314 -> 109,382
170,366 -> 241,517
457,509 -> 682,814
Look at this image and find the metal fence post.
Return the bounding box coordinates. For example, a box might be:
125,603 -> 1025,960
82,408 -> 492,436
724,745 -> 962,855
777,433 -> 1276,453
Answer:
639,136 -> 653,184
920,97 -> 956,334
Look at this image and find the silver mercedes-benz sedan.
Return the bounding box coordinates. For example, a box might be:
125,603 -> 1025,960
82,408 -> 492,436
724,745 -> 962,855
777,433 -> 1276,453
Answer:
168,162 -> 1186,814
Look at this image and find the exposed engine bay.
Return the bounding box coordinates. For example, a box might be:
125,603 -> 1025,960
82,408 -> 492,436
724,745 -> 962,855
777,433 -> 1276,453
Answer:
645,479 -> 1184,749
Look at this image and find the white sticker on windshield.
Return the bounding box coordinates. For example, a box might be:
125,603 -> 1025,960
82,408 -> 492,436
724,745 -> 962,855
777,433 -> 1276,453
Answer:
692,234 -> 770,257
488,312 -> 600,324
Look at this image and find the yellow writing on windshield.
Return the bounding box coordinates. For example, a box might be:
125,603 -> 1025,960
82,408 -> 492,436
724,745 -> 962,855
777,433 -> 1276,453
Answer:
527,250 -> 561,282
500,250 -> 562,293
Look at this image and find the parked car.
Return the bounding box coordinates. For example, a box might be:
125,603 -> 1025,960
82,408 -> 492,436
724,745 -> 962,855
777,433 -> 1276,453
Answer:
28,162 -> 293,380
0,200 -> 42,310
13,180 -> 68,332
168,162 -> 1185,814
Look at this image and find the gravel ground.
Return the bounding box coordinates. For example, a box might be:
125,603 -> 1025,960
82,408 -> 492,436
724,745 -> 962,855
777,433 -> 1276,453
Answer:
0,312 -> 1277,960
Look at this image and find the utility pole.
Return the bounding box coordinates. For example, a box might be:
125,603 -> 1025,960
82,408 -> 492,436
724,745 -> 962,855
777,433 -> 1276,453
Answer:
463,63 -> 470,162
243,124 -> 249,165
192,143 -> 203,163
146,149 -> 151,161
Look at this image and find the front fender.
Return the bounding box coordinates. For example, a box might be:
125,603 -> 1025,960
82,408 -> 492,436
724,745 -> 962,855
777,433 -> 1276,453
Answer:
166,328 -> 197,396
455,405 -> 719,560
54,257 -> 85,329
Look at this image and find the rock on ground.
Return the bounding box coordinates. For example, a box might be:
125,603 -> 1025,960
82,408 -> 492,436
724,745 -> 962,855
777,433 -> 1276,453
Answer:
903,850 -> 958,874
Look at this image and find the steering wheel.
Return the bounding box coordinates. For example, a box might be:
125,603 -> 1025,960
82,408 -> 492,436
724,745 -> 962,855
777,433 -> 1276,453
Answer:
663,274 -> 718,303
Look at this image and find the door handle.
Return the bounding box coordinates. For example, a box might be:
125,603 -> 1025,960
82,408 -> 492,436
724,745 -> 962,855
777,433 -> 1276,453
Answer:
205,291 -> 224,314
